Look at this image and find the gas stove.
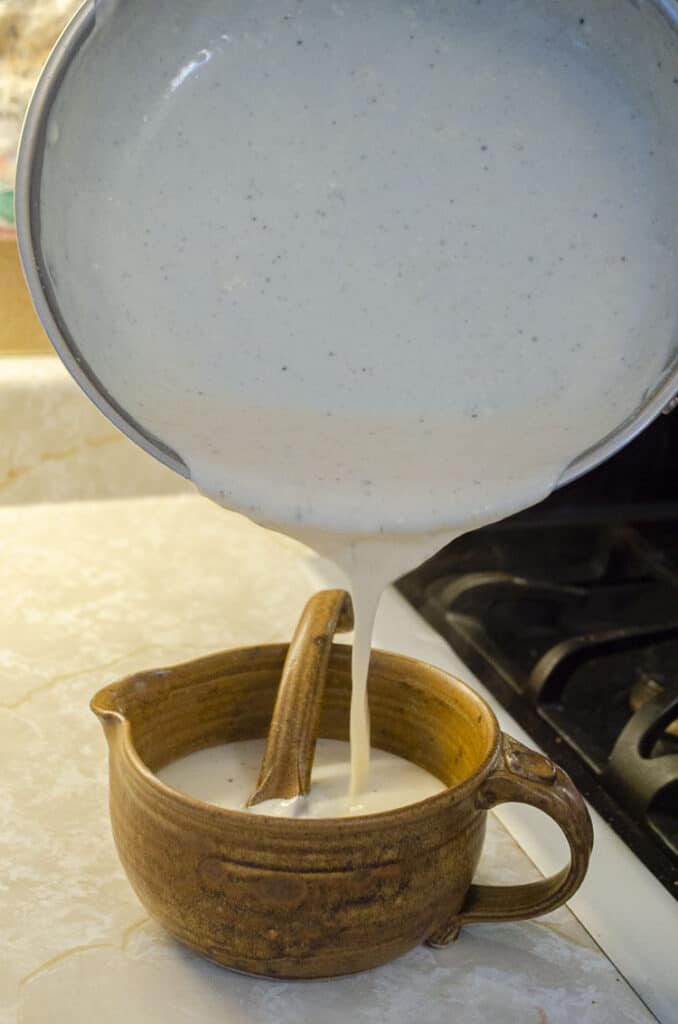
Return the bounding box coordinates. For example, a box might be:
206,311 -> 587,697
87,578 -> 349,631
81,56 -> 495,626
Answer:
399,520 -> 678,894
394,409 -> 678,1022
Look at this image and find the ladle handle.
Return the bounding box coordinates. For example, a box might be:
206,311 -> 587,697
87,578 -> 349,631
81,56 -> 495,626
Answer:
427,734 -> 593,944
247,589 -> 354,807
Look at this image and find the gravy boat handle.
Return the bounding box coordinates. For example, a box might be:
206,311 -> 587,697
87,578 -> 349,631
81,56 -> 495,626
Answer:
428,733 -> 593,945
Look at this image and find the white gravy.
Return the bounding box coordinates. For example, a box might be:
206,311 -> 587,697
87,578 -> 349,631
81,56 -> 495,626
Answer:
39,0 -> 678,800
158,738 -> 445,817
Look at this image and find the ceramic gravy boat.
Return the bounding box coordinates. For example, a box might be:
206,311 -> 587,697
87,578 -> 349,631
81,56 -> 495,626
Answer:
91,591 -> 593,979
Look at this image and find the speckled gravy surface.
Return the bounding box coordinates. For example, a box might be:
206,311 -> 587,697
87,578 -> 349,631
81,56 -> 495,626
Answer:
40,0 -> 677,796
158,738 -> 445,817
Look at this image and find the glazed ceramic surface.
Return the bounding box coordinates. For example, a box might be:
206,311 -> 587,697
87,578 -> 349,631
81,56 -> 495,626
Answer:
92,639 -> 592,979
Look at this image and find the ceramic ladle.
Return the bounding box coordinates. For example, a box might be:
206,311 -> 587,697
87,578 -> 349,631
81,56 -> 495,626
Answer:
247,589 -> 354,807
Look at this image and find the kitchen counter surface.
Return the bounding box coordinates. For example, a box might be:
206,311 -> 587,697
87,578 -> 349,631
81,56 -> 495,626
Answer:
0,357 -> 185,504
1,494 -> 656,1024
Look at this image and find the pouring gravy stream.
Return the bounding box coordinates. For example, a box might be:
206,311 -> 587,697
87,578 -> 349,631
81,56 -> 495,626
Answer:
39,0 -> 678,810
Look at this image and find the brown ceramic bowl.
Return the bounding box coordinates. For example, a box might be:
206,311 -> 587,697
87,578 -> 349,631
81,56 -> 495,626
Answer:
91,639 -> 592,979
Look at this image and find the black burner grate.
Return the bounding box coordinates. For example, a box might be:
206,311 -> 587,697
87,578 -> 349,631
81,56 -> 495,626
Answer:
398,519 -> 678,896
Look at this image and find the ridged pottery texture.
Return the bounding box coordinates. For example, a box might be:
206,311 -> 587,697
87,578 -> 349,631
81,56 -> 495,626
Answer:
92,633 -> 592,978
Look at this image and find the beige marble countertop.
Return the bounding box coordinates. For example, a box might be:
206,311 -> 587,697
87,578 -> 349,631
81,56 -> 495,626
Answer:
1,494 -> 656,1024
0,357 -> 187,504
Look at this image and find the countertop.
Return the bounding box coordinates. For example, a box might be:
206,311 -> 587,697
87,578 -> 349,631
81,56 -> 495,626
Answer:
0,493 -> 656,1024
0,357 -> 186,503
